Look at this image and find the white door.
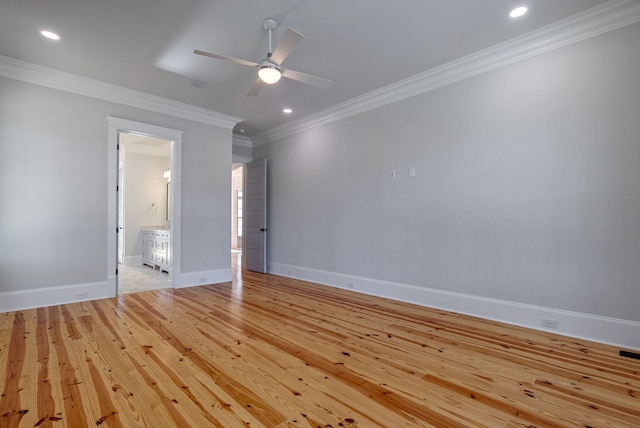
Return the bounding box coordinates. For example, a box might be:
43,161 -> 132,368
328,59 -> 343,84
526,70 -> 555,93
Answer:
245,158 -> 267,273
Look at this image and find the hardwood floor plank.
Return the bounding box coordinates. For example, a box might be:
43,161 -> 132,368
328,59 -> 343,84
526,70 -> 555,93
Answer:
1,269 -> 639,427
34,308 -> 56,428
0,311 -> 28,427
46,306 -> 89,427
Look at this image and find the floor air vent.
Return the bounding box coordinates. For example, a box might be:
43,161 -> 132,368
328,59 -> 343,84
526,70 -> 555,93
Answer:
619,350 -> 640,360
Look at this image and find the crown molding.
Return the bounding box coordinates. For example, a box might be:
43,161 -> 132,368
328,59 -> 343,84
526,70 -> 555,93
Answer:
252,0 -> 640,146
0,55 -> 244,130
232,134 -> 253,148
232,154 -> 253,164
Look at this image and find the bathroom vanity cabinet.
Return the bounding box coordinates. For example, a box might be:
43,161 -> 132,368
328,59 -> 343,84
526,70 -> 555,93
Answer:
141,228 -> 170,273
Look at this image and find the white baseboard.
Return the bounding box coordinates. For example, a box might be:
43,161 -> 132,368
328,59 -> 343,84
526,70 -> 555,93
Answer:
268,262 -> 640,351
107,274 -> 117,298
0,281 -> 110,313
0,267 -> 231,313
170,268 -> 181,288
124,255 -> 142,266
177,268 -> 232,289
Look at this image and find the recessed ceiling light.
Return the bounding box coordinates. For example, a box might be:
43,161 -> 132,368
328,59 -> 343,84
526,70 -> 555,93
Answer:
283,108 -> 293,114
40,30 -> 60,40
509,6 -> 528,19
239,129 -> 245,133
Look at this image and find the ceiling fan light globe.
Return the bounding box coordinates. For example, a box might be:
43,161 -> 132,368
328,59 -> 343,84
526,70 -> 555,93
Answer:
258,66 -> 282,84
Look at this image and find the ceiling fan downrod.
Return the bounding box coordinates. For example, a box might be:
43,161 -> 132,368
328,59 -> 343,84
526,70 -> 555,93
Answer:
262,18 -> 278,56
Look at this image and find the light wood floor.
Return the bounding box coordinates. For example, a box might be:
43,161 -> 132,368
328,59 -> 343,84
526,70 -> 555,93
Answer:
1,268 -> 639,427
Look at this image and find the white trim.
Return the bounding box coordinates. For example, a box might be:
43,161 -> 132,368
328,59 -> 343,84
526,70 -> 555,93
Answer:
232,154 -> 253,164
0,55 -> 243,129
108,117 -> 183,294
108,124 -> 119,296
108,117 -> 183,141
267,262 -> 640,352
232,134 -> 253,148
252,0 -> 640,146
177,269 -> 232,289
0,282 -> 109,313
169,131 -> 182,289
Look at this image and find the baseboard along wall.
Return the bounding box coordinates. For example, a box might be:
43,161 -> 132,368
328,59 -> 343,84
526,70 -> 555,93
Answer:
0,268 -> 232,312
267,262 -> 640,352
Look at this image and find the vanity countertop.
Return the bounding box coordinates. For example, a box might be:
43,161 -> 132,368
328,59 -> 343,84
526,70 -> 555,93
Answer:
141,225 -> 170,231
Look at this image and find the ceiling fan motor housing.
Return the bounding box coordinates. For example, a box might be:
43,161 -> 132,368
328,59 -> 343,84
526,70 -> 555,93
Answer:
258,59 -> 282,84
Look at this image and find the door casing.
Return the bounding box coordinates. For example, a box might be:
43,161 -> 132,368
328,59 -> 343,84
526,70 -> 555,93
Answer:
107,117 -> 183,295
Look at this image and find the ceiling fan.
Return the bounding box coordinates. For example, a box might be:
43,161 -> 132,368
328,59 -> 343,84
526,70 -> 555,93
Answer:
194,18 -> 333,97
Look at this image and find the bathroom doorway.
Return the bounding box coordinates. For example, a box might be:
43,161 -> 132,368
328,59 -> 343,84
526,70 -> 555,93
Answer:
117,133 -> 173,294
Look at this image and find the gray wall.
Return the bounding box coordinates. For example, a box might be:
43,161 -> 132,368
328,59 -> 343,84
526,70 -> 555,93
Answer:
254,23 -> 640,323
0,77 -> 231,292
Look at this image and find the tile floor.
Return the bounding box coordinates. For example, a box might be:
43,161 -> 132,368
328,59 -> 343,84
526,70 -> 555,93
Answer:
118,263 -> 172,294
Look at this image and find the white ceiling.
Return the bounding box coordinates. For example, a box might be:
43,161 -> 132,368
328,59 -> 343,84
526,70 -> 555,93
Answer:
0,0 -> 610,138
120,133 -> 171,157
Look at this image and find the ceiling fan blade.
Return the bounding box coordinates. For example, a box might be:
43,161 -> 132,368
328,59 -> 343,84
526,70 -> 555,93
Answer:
282,68 -> 334,89
246,79 -> 264,97
270,28 -> 304,65
193,49 -> 259,68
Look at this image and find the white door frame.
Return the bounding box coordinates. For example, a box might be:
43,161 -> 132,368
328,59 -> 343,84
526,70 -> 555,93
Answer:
107,117 -> 183,296
232,154 -> 253,265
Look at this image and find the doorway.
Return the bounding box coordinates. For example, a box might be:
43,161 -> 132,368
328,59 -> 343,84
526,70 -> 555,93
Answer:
117,133 -> 173,294
231,163 -> 245,272
107,116 -> 183,297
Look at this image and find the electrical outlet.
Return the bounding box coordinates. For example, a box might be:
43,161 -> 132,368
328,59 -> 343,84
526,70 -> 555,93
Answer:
199,277 -> 207,283
75,292 -> 88,299
287,270 -> 293,276
408,167 -> 416,177
347,282 -> 355,289
541,318 -> 557,329
389,169 -> 396,180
